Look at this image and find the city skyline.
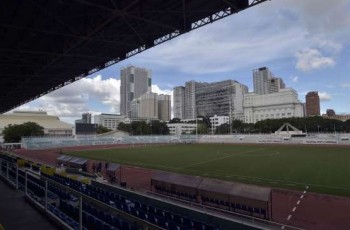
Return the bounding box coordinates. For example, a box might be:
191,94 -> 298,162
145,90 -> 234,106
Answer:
10,0 -> 350,124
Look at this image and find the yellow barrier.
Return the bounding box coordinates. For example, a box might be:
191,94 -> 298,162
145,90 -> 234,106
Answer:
41,166 -> 55,176
70,175 -> 78,180
80,178 -> 91,185
58,171 -> 67,177
17,159 -> 26,167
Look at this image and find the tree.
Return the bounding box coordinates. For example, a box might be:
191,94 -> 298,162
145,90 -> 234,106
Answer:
192,123 -> 208,134
3,122 -> 44,143
97,125 -> 111,134
118,122 -> 130,133
215,123 -> 230,134
150,120 -> 170,135
344,120 -> 350,132
231,119 -> 243,133
198,115 -> 211,128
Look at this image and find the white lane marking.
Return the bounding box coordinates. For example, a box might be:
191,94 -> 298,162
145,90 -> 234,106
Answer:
292,207 -> 296,212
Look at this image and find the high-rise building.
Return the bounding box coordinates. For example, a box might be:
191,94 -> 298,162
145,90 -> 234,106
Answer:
158,94 -> 171,122
268,77 -> 285,93
174,80 -> 248,121
75,113 -> 92,124
130,93 -> 171,121
305,91 -> 320,117
253,67 -> 285,94
253,67 -> 272,95
195,80 -> 248,120
184,81 -> 197,119
138,92 -> 158,119
173,86 -> 185,119
244,89 -> 305,123
120,66 -> 151,117
82,113 -> 92,124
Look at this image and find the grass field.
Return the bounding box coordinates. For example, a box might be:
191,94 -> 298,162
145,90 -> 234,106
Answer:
66,144 -> 350,196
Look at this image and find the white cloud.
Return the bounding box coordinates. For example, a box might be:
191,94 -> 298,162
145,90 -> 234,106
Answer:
134,11 -> 305,75
151,85 -> 172,96
292,76 -> 299,83
269,0 -> 350,37
15,75 -> 119,117
316,39 -> 343,54
295,48 -> 335,72
318,92 -> 332,101
14,75 -> 173,122
341,83 -> 350,88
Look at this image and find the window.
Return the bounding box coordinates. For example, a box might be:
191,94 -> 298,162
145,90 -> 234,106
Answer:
129,74 -> 134,83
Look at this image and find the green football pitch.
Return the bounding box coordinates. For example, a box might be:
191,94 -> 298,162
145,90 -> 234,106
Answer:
66,144 -> 350,196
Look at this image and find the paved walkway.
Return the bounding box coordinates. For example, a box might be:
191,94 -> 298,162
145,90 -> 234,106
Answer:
0,179 -> 61,230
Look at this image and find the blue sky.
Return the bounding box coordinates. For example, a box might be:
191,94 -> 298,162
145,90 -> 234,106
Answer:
14,0 -> 350,124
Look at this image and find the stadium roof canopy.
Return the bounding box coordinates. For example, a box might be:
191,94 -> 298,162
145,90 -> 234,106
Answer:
0,0 -> 268,113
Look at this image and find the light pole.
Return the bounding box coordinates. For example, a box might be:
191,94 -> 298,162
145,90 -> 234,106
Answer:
195,116 -> 198,141
150,121 -> 152,136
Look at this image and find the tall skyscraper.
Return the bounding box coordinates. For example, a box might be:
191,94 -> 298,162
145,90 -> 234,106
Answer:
82,113 -> 92,124
184,81 -> 197,119
173,86 -> 185,119
120,66 -> 151,117
75,112 -> 92,124
305,91 -> 320,116
158,94 -> 171,122
253,67 -> 286,94
130,93 -> 171,121
138,92 -> 158,119
268,77 -> 285,93
253,67 -> 272,95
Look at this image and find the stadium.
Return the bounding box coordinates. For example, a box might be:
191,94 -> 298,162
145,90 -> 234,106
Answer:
1,0 -> 349,230
1,133 -> 350,230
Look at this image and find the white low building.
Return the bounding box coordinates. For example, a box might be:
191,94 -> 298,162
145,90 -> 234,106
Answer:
244,88 -> 305,124
167,123 -> 197,135
93,114 -> 126,130
0,111 -> 73,136
209,115 -> 229,134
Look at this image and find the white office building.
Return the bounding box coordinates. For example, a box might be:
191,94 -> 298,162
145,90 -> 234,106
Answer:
167,123 -> 197,135
244,88 -> 305,123
209,115 -> 230,134
174,80 -> 248,121
120,65 -> 151,117
93,114 -> 126,130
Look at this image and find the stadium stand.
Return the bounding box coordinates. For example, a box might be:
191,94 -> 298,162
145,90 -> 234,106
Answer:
1,151 -> 283,230
151,172 -> 271,220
